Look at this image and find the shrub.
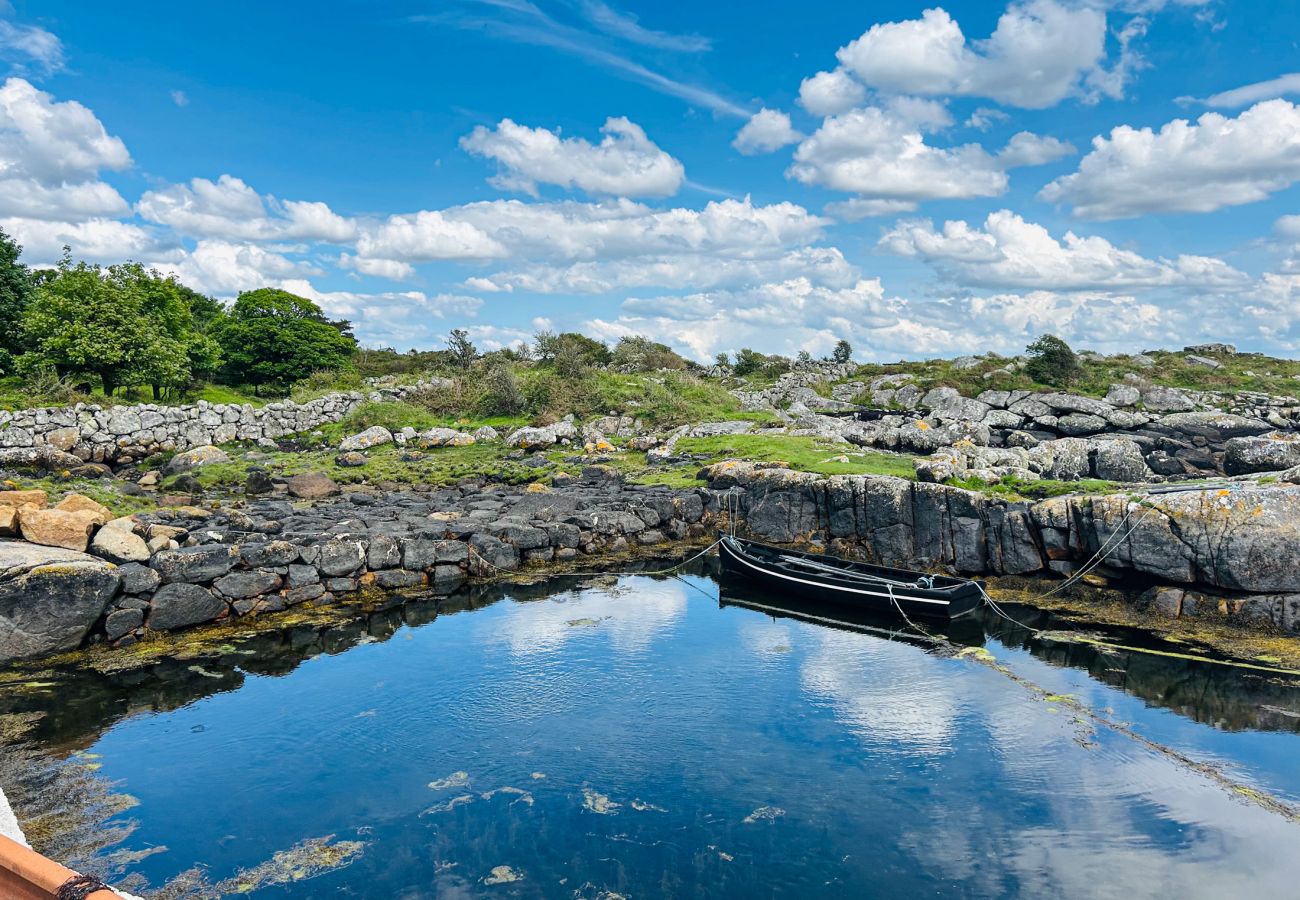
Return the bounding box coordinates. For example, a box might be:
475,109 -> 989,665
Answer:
1024,334 -> 1081,387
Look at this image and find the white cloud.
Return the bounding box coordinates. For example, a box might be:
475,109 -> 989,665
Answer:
0,178 -> 127,221
281,280 -> 484,347
158,240 -> 320,295
996,131 -> 1074,167
1204,73 -> 1300,109
354,209 -> 507,262
833,1 -> 1115,109
0,78 -> 129,181
338,253 -> 416,281
1040,99 -> 1300,218
880,210 -> 1249,291
966,107 -> 1009,130
0,216 -> 166,265
459,116 -> 684,197
1276,215 -> 1300,240
797,69 -> 866,117
0,18 -> 64,75
170,89 -> 189,107
787,107 -> 1063,204
824,198 -> 920,220
732,108 -> 802,155
137,174 -> 356,242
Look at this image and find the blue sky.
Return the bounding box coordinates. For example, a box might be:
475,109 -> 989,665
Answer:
3,0 -> 1300,361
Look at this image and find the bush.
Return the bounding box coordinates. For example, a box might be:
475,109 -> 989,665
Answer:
1024,334 -> 1080,387
477,365 -> 525,416
610,335 -> 686,372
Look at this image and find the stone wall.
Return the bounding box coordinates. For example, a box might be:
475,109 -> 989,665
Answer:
704,461 -> 1300,632
0,379 -> 449,465
0,468 -> 718,663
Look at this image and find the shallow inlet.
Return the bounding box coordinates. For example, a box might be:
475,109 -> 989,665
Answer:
4,567 -> 1300,898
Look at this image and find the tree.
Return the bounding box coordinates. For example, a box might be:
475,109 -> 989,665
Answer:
714,352 -> 731,369
610,335 -> 686,371
446,328 -> 477,370
732,348 -> 766,377
832,339 -> 853,364
1024,334 -> 1080,387
213,288 -> 356,393
19,259 -> 181,396
116,263 -> 223,398
0,228 -> 33,358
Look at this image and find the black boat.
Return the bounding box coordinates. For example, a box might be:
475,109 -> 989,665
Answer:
718,536 -> 984,620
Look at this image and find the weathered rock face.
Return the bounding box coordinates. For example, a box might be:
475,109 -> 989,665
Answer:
164,445 -> 231,474
702,461 -> 1300,631
18,508 -> 101,551
286,471 -> 340,499
149,583 -> 227,631
1224,432 -> 1300,475
338,426 -> 394,452
0,541 -> 120,661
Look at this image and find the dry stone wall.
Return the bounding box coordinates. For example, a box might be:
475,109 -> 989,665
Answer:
0,380 -> 448,464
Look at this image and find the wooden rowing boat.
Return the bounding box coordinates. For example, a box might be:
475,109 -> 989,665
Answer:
718,536 -> 984,620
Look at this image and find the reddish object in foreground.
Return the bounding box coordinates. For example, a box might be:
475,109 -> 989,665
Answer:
0,835 -> 119,900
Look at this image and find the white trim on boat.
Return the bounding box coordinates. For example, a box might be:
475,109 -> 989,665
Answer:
721,541 -> 951,607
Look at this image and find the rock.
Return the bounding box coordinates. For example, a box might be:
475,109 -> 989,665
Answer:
335,451 -> 368,467
0,490 -> 48,509
18,508 -> 101,551
105,608 -> 144,641
164,445 -> 231,475
150,545 -> 238,583
117,562 -> 161,595
338,426 -> 394,452
1185,343 -> 1235,355
469,533 -> 519,572
1140,385 -> 1194,413
1028,438 -> 1092,481
0,542 -> 121,662
1185,354 -> 1221,369
213,569 -> 282,599
1037,393 -> 1113,417
1104,383 -> 1140,407
0,508 -> 17,537
239,540 -> 299,567
920,387 -> 989,421
1092,439 -> 1153,482
504,421 -> 579,449
286,472 -> 340,499
472,425 -> 500,442
1224,432 -> 1300,475
418,428 -> 476,448
245,470 -> 274,495
53,493 -> 112,525
1055,413 -> 1107,436
306,539 -> 367,577
148,582 -> 227,631
367,534 -> 402,569
287,564 -> 320,587
90,526 -> 151,564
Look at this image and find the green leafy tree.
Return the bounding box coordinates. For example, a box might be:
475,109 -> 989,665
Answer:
832,339 -> 853,364
610,335 -> 686,371
115,263 -> 224,398
714,352 -> 731,369
214,288 -> 356,393
446,328 -> 477,370
1024,334 -> 1081,387
0,228 -> 33,359
732,348 -> 766,377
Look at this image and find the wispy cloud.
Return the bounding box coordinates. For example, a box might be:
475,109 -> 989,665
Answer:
0,14 -> 64,75
573,0 -> 711,52
1202,73 -> 1300,108
416,0 -> 747,117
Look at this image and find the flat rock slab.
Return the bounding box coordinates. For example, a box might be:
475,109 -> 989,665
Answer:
0,539 -> 120,662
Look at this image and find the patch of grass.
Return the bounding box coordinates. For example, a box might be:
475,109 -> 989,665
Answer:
313,401 -> 444,443
6,477 -> 160,516
185,382 -> 265,407
675,434 -> 918,478
946,473 -> 1118,500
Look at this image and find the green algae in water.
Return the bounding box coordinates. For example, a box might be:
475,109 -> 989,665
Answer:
428,771 -> 471,790
582,788 -> 620,815
483,864 -> 524,885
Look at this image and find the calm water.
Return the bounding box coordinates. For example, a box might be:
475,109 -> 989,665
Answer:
7,566 -> 1300,898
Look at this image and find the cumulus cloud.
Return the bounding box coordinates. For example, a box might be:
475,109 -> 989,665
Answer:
0,216 -> 166,265
833,1 -> 1116,109
460,116 -> 684,197
798,69 -> 867,117
354,209 -> 507,262
280,280 -> 484,347
880,210 -> 1249,291
732,108 -> 802,155
137,174 -> 356,242
787,106 -> 1065,204
157,240 -> 321,295
0,77 -> 131,223
1040,99 -> 1300,218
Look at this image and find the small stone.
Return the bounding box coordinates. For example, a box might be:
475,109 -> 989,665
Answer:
18,508 -> 100,551
149,582 -> 227,631
213,569 -> 283,599
245,470 -> 274,495
335,451 -> 367,468
164,445 -> 231,475
105,608 -> 144,641
90,526 -> 151,564
287,472 -> 340,499
150,545 -> 238,584
53,493 -> 112,525
117,562 -> 162,595
0,489 -> 48,509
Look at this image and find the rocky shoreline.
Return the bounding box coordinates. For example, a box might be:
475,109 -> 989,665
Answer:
6,457 -> 1300,666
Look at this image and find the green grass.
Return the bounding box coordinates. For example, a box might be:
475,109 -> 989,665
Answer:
5,476 -> 162,516
945,473 -> 1118,500
673,434 -> 918,478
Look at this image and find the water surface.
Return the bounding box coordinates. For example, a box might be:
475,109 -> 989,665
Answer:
5,568 -> 1300,898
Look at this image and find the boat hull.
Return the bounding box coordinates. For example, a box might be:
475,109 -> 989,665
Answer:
718,537 -> 983,621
